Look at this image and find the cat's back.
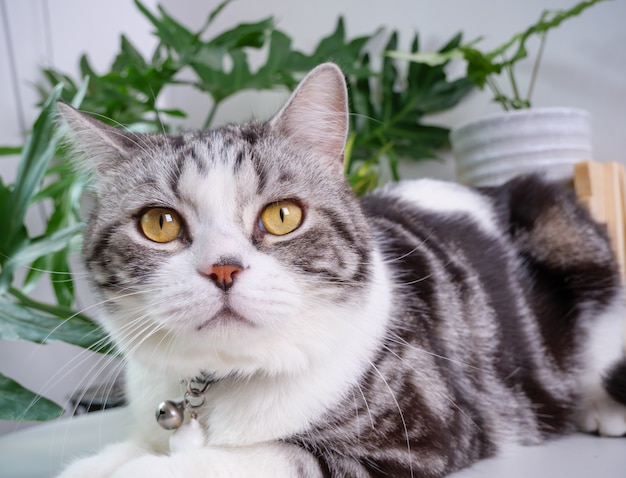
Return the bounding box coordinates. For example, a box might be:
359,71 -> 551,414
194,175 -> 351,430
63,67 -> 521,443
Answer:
365,177 -> 499,232
359,174 -> 621,443
362,175 -> 618,329
362,175 -> 616,279
360,177 -> 508,297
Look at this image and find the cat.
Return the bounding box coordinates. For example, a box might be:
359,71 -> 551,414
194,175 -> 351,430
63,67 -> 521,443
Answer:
56,63 -> 626,478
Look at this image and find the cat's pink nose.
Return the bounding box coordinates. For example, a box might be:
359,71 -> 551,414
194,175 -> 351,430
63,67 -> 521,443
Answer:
208,263 -> 243,291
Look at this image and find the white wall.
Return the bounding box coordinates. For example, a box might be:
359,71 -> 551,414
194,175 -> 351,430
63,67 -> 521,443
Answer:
0,0 -> 624,435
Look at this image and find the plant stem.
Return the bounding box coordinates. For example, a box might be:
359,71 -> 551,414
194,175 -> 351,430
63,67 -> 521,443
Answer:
202,100 -> 220,130
343,131 -> 357,176
486,77 -> 509,111
526,32 -> 547,106
503,56 -> 522,106
387,149 -> 400,182
359,95 -> 416,146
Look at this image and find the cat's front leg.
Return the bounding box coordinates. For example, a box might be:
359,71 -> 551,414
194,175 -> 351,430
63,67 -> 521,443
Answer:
57,441 -> 149,478
109,442 -> 322,478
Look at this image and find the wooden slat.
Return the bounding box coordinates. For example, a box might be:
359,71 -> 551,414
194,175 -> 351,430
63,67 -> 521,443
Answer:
603,162 -> 626,283
574,161 -> 606,225
574,160 -> 626,349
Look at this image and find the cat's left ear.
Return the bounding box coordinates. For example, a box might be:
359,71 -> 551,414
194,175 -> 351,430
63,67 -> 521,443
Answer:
56,102 -> 138,180
270,63 -> 349,166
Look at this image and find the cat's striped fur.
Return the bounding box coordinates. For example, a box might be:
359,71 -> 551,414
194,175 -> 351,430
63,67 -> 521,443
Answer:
57,63 -> 626,478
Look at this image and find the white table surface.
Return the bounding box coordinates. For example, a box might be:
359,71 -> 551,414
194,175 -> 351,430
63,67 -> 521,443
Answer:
0,407 -> 624,477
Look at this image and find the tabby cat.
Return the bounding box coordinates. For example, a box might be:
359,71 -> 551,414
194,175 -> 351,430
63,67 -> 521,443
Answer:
57,63 -> 626,478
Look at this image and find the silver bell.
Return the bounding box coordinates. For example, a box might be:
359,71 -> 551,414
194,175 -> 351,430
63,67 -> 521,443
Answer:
156,400 -> 185,430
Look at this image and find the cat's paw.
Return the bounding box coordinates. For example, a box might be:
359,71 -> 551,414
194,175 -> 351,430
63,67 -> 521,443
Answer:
108,450 -> 258,478
56,442 -> 148,478
577,388 -> 626,437
108,443 -> 311,478
109,454 -> 177,478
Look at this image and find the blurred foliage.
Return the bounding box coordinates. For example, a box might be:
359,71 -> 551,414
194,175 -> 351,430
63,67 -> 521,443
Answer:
40,0 -> 473,192
388,0 -> 607,111
0,85 -> 110,421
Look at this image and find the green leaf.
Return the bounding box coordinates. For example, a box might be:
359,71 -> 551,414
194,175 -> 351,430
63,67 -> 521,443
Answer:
209,17 -> 274,50
349,53 -> 375,138
414,77 -> 475,114
50,249 -> 74,308
439,32 -> 464,52
114,35 -> 148,71
201,0 -> 232,33
348,161 -> 379,196
386,49 -> 461,67
0,86 -> 65,293
158,108 -> 187,118
190,43 -> 226,71
9,86 -> 63,239
0,146 -> 22,156
380,32 -> 399,124
0,372 -> 64,421
6,223 -> 83,274
135,0 -> 199,56
31,175 -> 77,203
309,16 -> 346,61
0,298 -> 109,352
254,30 -> 297,89
462,47 -> 502,89
78,55 -> 98,82
388,123 -> 450,143
302,17 -> 372,77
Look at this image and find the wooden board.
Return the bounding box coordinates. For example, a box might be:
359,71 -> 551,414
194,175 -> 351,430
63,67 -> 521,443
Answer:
574,161 -> 626,349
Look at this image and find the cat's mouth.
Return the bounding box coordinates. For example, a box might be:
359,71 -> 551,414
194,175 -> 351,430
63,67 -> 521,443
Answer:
197,306 -> 254,330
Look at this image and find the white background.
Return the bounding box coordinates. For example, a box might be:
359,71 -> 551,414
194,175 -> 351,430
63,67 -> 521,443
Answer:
0,0 -> 625,435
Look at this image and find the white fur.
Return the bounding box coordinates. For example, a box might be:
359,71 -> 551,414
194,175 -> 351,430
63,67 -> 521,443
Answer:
59,242 -> 392,476
58,441 -> 322,478
577,294 -> 626,436
387,179 -> 500,236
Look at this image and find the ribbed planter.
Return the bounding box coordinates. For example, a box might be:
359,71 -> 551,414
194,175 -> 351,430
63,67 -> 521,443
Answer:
451,107 -> 592,186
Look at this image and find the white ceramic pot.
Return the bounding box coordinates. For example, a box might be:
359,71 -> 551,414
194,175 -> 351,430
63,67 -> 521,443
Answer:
450,107 -> 592,186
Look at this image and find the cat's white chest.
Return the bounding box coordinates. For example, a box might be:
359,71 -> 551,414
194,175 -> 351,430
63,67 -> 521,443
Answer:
200,379 -> 306,445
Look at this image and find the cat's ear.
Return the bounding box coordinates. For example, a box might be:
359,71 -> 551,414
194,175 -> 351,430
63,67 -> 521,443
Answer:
270,63 -> 349,165
56,102 -> 137,179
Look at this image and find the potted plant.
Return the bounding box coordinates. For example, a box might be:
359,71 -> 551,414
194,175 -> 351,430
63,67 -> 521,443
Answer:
388,0 -> 607,186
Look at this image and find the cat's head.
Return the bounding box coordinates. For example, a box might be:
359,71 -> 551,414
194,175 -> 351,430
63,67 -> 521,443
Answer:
59,63 -> 379,379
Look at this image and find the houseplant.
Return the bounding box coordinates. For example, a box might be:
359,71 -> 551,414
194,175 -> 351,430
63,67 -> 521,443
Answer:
39,1 -> 472,195
0,84 -> 110,422
388,0 -> 608,186
0,0 -> 472,422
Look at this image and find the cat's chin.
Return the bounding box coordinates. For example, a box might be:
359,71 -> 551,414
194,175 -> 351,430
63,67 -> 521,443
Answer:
196,306 -> 255,330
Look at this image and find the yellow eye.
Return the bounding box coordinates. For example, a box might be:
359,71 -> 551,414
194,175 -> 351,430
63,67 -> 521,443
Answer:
260,201 -> 303,236
140,208 -> 182,243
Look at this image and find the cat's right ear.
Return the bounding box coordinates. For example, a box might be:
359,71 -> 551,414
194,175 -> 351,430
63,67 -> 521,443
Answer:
270,63 -> 349,169
56,102 -> 136,179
